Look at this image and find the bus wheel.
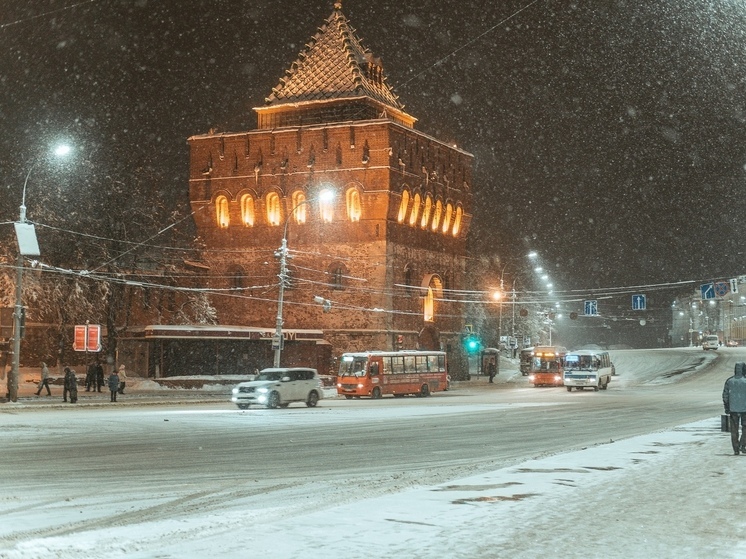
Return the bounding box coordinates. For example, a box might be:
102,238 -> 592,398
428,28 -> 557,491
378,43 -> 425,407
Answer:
345,395 -> 353,400
594,384 -> 600,392
419,384 -> 430,397
602,379 -> 609,390
372,387 -> 382,399
566,386 -> 572,392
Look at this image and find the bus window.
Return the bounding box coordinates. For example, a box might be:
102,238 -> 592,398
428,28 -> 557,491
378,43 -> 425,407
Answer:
382,356 -> 393,375
415,355 -> 431,372
392,356 -> 404,374
370,362 -> 379,376
403,355 -> 415,373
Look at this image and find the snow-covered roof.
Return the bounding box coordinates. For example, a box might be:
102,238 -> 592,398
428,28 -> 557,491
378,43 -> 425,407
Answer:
259,3 -> 409,116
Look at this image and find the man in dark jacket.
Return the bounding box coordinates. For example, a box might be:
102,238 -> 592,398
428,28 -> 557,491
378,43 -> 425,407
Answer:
108,370 -> 120,402
94,360 -> 105,392
722,361 -> 746,454
63,367 -> 78,403
487,358 -> 497,383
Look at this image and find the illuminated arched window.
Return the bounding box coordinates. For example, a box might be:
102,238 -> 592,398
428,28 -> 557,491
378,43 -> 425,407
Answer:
422,275 -> 443,323
397,190 -> 410,223
431,199 -> 443,232
240,194 -> 255,227
452,205 -> 463,236
424,287 -> 435,322
442,203 -> 453,234
409,193 -> 421,227
216,195 -> 230,228
420,195 -> 432,229
346,188 -> 362,222
292,191 -> 307,224
266,192 -> 282,226
319,195 -> 334,223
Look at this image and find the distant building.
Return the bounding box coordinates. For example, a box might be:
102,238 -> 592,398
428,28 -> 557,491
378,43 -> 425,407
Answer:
122,3 -> 474,378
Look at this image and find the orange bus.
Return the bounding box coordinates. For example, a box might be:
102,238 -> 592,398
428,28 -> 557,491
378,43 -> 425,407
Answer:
336,350 -> 448,399
528,345 -> 568,387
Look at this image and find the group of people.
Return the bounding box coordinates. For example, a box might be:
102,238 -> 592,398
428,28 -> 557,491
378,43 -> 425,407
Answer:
84,360 -> 105,392
35,362 -> 128,403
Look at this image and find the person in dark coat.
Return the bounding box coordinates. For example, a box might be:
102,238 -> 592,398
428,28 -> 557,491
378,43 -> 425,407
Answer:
35,362 -> 52,396
722,361 -> 746,454
85,361 -> 96,391
108,369 -> 120,402
487,358 -> 497,383
94,360 -> 105,392
63,367 -> 78,403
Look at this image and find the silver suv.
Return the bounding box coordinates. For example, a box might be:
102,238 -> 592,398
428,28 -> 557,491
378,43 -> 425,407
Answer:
231,367 -> 324,409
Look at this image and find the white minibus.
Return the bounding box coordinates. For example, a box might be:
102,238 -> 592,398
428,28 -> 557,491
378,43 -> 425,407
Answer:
703,335 -> 720,350
563,350 -> 612,392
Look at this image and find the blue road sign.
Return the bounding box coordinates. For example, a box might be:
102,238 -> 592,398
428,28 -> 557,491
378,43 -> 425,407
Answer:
700,283 -> 715,300
714,281 -> 729,297
632,294 -> 646,311
584,300 -> 598,316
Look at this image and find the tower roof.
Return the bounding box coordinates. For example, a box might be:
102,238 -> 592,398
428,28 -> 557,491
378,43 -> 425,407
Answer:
259,2 -> 413,124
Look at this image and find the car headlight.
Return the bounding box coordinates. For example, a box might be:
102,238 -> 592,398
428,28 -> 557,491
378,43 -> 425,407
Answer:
232,388 -> 239,394
257,387 -> 268,393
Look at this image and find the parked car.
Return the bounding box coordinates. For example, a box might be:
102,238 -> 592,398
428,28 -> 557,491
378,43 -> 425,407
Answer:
231,367 -> 324,409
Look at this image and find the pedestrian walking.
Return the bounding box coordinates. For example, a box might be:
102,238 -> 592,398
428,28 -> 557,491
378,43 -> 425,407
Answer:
35,362 -> 52,396
94,360 -> 105,392
108,369 -> 120,402
117,364 -> 127,394
63,367 -> 78,403
487,358 -> 497,383
722,361 -> 746,455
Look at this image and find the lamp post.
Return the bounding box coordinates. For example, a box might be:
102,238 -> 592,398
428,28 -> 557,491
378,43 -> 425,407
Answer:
492,291 -> 503,374
8,144 -> 71,402
273,189 -> 334,367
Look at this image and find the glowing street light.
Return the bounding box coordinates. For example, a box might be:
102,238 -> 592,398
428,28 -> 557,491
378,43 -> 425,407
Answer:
273,188 -> 334,367
8,143 -> 71,402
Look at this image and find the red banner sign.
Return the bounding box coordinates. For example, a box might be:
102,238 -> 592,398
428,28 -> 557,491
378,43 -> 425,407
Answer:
73,324 -> 101,352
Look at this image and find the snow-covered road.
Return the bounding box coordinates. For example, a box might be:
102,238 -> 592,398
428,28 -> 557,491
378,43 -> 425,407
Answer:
1,347 -> 742,558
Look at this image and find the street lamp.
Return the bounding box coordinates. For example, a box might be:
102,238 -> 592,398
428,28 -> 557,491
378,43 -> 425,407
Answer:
8,144 -> 71,402
492,290 -> 503,373
273,189 -> 334,367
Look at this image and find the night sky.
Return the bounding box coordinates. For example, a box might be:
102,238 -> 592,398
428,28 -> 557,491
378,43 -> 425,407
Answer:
2,0 -> 746,296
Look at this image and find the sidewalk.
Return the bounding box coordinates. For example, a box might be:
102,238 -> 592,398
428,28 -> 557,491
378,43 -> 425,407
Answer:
1,368 -> 232,407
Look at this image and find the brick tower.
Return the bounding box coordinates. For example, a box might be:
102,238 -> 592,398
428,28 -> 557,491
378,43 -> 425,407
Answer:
188,2 -> 474,374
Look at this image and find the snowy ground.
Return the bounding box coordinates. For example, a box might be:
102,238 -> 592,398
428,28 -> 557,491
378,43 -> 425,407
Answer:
2,348 -> 743,558
3,417 -> 740,559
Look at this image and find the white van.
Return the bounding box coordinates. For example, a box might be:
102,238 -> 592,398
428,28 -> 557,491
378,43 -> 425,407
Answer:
703,335 -> 720,350
563,350 -> 612,392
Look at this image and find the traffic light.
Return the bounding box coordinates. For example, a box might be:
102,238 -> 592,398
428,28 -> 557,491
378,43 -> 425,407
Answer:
465,335 -> 480,353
